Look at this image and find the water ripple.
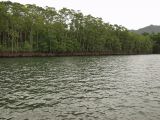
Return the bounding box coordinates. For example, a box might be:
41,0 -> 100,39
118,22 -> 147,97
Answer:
0,55 -> 160,120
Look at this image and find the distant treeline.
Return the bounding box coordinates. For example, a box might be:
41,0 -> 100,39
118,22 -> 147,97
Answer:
0,1 -> 159,54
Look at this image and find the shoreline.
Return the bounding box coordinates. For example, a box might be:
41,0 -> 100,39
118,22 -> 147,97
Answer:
0,52 -> 149,57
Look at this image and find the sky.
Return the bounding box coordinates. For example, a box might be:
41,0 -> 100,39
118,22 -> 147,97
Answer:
1,0 -> 160,30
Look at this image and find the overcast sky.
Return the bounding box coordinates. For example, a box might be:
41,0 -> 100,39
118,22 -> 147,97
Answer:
2,0 -> 160,30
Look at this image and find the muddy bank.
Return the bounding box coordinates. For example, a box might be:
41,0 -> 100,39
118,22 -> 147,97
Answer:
0,51 -> 133,57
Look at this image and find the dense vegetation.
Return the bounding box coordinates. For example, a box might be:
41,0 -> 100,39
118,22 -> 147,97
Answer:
148,33 -> 160,53
0,1 -> 154,54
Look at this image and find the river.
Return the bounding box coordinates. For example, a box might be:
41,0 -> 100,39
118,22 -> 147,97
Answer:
0,55 -> 160,120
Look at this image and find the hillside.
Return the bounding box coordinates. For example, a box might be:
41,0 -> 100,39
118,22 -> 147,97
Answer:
132,25 -> 160,34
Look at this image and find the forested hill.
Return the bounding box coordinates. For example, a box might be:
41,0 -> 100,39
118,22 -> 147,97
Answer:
131,25 -> 160,34
0,1 -> 155,55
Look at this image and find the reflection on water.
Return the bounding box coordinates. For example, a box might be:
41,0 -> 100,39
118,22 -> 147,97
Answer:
0,55 -> 160,120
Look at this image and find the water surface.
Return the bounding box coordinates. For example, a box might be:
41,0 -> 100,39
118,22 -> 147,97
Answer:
0,55 -> 160,120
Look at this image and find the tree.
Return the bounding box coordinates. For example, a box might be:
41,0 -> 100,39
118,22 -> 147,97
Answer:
0,1 -> 155,54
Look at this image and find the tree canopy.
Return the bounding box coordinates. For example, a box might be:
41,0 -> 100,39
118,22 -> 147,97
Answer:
0,1 -> 155,54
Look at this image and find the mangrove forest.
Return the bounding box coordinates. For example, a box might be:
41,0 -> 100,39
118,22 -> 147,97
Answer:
0,1 -> 160,56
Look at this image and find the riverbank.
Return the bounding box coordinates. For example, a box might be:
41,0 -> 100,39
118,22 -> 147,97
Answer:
0,52 -> 139,57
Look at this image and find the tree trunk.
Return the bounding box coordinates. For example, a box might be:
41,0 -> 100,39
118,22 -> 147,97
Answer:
30,28 -> 33,51
0,32 -> 2,45
36,31 -> 39,50
11,37 -> 13,53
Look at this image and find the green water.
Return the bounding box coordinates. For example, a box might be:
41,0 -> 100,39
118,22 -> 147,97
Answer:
0,55 -> 160,120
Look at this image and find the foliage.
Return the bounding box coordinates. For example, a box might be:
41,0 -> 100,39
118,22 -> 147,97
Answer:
0,1 -> 154,54
149,33 -> 160,53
